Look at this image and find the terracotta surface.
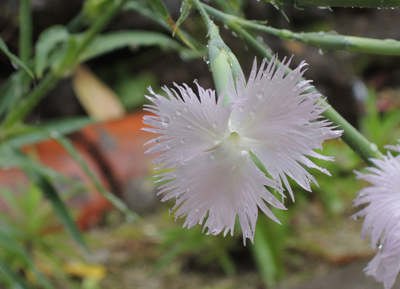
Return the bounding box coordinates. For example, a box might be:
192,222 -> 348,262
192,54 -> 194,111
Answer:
0,111 -> 159,230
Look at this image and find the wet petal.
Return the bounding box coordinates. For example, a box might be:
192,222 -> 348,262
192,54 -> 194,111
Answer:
157,141 -> 285,244
228,56 -> 342,199
354,143 -> 400,289
143,83 -> 231,168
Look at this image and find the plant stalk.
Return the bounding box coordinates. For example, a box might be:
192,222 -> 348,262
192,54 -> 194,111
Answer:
203,3 -> 400,56
19,0 -> 32,64
278,0 -> 400,8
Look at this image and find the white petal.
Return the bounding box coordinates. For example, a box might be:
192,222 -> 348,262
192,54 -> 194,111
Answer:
228,56 -> 342,199
143,83 -> 231,168
354,146 -> 400,289
157,141 -> 286,244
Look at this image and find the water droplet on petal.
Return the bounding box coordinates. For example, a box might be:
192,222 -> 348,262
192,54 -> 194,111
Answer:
176,109 -> 183,116
50,131 -> 60,138
162,115 -> 171,128
210,150 -> 216,160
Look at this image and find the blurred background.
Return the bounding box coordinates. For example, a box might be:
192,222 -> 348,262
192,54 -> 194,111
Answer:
1,0 -> 400,288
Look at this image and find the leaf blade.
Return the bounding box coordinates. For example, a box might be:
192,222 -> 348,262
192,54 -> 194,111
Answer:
0,37 -> 35,79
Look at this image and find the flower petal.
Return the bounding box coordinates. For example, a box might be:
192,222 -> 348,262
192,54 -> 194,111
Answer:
354,143 -> 400,289
228,56 -> 342,199
157,142 -> 286,244
143,83 -> 231,168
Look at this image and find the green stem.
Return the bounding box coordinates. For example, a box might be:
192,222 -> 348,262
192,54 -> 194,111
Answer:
278,0 -> 400,8
204,4 -> 384,165
320,102 -> 384,164
191,0 -> 214,32
192,0 -> 243,104
203,3 -> 400,56
19,0 -> 32,64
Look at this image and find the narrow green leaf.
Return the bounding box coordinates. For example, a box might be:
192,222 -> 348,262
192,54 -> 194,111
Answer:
0,37 -> 34,79
0,231 -> 55,289
28,173 -> 89,252
251,218 -> 279,287
34,26 -> 70,78
174,1 -> 193,35
5,117 -> 93,148
145,0 -> 170,18
123,2 -> 204,57
0,73 -> 20,118
79,30 -> 185,62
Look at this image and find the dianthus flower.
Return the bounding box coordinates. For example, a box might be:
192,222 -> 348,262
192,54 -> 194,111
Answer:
143,56 -> 342,243
354,142 -> 400,289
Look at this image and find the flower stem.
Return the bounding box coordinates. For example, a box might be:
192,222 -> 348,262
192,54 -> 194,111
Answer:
203,3 -> 400,56
19,0 -> 32,64
278,0 -> 400,8
192,0 -> 243,104
203,4 -> 384,165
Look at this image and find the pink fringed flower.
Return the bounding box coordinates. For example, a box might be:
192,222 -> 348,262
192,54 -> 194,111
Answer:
143,56 -> 342,243
354,142 -> 400,289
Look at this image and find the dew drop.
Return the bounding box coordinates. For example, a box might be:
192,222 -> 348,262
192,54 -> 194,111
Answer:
238,105 -> 244,112
161,115 -> 171,125
176,109 -> 183,116
210,150 -> 216,160
50,131 -> 60,138
169,208 -> 173,215
318,48 -> 324,55
370,143 -> 378,151
211,122 -> 218,129
11,61 -> 19,70
250,108 -> 257,116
